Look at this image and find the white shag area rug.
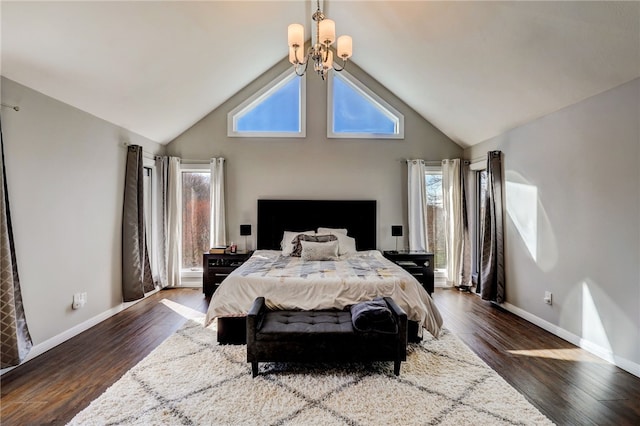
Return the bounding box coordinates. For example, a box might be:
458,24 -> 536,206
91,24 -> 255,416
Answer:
69,320 -> 553,425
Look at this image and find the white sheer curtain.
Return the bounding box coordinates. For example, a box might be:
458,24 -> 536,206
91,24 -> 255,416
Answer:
407,159 -> 428,251
154,157 -> 168,287
442,159 -> 464,287
166,157 -> 182,287
209,158 -> 226,248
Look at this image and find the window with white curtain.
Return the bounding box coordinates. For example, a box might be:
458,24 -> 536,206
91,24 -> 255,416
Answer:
143,166 -> 153,262
180,164 -> 210,275
142,157 -> 157,276
424,167 -> 447,273
468,160 -> 487,284
475,168 -> 488,280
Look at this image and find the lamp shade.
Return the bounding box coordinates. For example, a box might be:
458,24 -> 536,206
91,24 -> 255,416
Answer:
337,35 -> 352,59
318,19 -> 335,45
288,23 -> 304,48
240,224 -> 252,236
391,225 -> 403,237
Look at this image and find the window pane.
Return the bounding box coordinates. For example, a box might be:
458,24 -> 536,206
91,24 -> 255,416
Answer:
425,172 -> 446,269
143,167 -> 152,262
476,170 -> 488,273
478,170 -> 488,226
182,172 -> 211,270
332,76 -> 396,134
236,77 -> 300,132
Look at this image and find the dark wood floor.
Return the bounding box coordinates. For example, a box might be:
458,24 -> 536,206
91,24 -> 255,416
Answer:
1,287 -> 639,425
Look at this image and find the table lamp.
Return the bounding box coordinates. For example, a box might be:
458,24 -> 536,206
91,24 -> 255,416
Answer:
240,224 -> 252,252
391,225 -> 403,252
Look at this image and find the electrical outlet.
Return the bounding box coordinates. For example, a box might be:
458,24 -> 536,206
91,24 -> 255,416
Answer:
544,291 -> 552,305
72,293 -> 82,310
72,292 -> 87,310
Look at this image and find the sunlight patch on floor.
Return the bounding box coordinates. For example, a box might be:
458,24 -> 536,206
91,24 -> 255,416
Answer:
160,299 -> 206,325
507,348 -> 608,363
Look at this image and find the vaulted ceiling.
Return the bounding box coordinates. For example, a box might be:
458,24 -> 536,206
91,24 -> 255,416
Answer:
2,1 -> 638,147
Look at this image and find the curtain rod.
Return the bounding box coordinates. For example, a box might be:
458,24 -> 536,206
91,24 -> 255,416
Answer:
121,143 -> 221,164
402,159 -> 468,166
179,159 -> 210,164
121,142 -> 156,160
1,103 -> 19,111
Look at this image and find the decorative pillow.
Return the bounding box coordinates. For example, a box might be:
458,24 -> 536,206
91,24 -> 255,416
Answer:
291,234 -> 338,257
350,298 -> 398,333
300,240 -> 339,261
317,227 -> 348,235
281,230 -> 315,256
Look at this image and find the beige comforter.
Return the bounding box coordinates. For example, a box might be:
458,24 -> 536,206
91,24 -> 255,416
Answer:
204,250 -> 443,337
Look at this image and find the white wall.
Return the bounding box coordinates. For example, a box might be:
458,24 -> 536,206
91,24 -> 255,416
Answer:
1,77 -> 163,355
465,78 -> 640,375
167,58 -> 462,251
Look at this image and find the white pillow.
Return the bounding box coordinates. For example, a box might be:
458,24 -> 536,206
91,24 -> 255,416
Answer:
300,240 -> 339,261
334,233 -> 357,256
281,230 -> 315,256
317,227 -> 348,235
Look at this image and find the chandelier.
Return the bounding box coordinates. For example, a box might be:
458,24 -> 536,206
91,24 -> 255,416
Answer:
287,0 -> 353,80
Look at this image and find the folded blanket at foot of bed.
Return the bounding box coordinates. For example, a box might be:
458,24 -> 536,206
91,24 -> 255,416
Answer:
350,298 -> 398,333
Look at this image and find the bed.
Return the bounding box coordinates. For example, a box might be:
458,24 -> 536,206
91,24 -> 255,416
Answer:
205,199 -> 443,343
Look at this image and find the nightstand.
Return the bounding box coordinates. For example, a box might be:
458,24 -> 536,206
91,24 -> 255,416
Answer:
202,251 -> 253,296
383,250 -> 434,295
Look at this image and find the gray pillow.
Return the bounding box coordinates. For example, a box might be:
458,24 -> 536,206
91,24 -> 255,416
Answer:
301,240 -> 339,261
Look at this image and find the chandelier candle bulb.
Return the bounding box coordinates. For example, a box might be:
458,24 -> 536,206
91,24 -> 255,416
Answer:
337,35 -> 353,59
288,23 -> 304,48
319,19 -> 336,44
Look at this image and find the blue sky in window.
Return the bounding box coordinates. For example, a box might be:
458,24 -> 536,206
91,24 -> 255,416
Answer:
237,78 -> 300,132
333,77 -> 395,133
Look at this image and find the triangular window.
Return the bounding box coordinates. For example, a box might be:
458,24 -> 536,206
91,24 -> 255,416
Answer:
228,70 -> 306,137
328,71 -> 404,139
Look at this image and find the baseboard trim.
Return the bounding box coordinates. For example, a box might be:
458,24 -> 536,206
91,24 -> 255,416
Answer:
502,302 -> 640,378
1,288 -> 160,376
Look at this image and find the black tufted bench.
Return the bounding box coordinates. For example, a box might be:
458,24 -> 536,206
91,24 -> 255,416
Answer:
246,297 -> 407,377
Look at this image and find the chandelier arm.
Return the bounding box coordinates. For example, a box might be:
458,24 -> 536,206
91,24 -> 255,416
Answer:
321,45 -> 330,63
293,45 -> 308,66
332,57 -> 348,72
294,53 -> 312,76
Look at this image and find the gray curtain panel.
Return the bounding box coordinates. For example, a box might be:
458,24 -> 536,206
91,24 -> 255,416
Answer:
122,145 -> 154,302
478,151 -> 505,303
1,122 -> 33,368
